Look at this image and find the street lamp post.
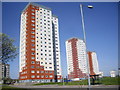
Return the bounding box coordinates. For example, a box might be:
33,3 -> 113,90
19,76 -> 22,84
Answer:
80,4 -> 93,89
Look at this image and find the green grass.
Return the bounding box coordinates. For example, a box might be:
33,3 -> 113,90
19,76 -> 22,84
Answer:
34,77 -> 120,86
34,80 -> 88,85
1,85 -> 28,90
99,77 -> 119,85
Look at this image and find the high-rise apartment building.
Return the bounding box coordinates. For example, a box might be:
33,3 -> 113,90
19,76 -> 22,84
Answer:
87,51 -> 99,75
66,38 -> 88,80
0,63 -> 10,79
19,3 -> 62,83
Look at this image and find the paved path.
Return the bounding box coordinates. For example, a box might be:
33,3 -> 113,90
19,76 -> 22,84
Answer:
10,85 -> 119,89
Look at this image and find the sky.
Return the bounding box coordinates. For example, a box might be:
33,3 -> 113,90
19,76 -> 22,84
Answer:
1,0 -> 120,2
2,2 -> 118,79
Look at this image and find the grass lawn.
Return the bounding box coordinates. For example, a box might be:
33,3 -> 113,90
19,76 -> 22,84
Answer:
34,77 -> 120,86
1,85 -> 28,90
34,80 -> 88,85
99,77 -> 119,85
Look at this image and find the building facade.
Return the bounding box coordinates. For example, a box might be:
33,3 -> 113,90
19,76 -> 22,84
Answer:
110,71 -> 116,77
66,38 -> 88,80
87,51 -> 99,75
19,3 -> 62,83
0,63 -> 10,79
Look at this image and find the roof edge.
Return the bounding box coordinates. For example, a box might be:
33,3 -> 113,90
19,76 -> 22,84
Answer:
21,2 -> 52,13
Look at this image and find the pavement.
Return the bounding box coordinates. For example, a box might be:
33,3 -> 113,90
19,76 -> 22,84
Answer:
9,85 -> 119,89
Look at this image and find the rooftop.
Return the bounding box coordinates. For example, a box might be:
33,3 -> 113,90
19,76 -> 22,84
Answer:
21,2 -> 52,13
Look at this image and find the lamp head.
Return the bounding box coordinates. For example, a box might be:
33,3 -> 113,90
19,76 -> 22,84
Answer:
88,5 -> 93,9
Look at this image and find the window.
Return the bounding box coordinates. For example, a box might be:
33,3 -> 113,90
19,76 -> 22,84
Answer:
31,61 -> 35,64
31,48 -> 35,51
36,66 -> 39,68
41,75 -> 44,78
36,7 -> 39,9
49,67 -> 52,69
31,57 -> 35,59
31,20 -> 35,22
31,35 -> 35,38
31,52 -> 35,55
41,62 -> 43,64
32,6 -> 35,8
32,9 -> 35,12
31,44 -> 35,46
32,28 -> 35,30
31,16 -> 35,19
31,75 -> 35,78
31,40 -> 35,42
50,71 -> 52,73
36,62 -> 39,64
37,75 -> 39,78
31,66 -> 34,68
41,71 -> 44,73
46,75 -> 48,78
49,75 -> 53,78
31,70 -> 35,73
36,71 -> 39,73
31,24 -> 35,26
31,13 -> 35,15
31,32 -> 35,34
